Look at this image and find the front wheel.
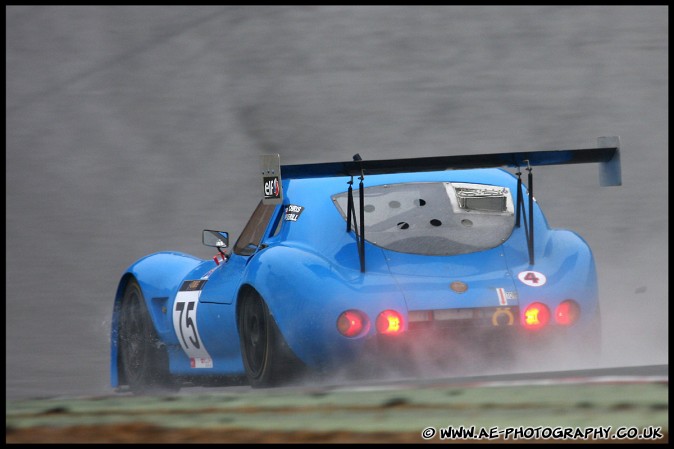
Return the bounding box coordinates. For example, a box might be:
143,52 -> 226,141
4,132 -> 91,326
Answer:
118,278 -> 178,394
238,291 -> 304,388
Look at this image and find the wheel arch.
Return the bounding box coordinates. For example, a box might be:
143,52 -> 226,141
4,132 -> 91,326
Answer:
234,282 -> 308,387
110,272 -> 137,388
234,284 -> 260,333
111,251 -> 206,388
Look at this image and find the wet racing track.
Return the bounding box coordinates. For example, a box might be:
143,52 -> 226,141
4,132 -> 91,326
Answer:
6,364 -> 668,443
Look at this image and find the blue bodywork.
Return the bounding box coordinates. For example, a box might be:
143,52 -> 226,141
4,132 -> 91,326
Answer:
111,166 -> 602,388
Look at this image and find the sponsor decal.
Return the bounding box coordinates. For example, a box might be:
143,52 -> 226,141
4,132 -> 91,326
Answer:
517,270 -> 547,287
260,154 -> 282,204
284,204 -> 305,221
173,282 -> 212,369
263,176 -> 281,201
180,279 -> 207,291
496,288 -> 518,305
190,357 -> 213,369
496,288 -> 507,305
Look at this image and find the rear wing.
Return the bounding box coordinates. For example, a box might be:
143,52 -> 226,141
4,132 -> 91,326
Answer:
275,136 -> 621,185
260,136 -> 621,270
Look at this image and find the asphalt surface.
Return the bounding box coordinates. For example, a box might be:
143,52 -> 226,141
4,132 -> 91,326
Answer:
6,6 -> 668,403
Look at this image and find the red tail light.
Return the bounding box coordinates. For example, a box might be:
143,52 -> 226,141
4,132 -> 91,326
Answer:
523,302 -> 550,330
555,300 -> 580,326
337,310 -> 367,337
376,310 -> 403,335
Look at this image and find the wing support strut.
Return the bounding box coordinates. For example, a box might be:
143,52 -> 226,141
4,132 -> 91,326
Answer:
515,161 -> 535,265
345,154 -> 366,273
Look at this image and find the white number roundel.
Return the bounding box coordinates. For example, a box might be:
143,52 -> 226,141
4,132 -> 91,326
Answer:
517,270 -> 547,287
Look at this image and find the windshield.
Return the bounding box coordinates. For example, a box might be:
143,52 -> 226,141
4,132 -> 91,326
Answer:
332,182 -> 515,256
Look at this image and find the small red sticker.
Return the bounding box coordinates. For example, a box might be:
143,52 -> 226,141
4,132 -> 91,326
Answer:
496,288 -> 508,305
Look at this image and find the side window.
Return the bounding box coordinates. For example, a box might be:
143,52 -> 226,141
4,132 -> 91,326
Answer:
233,201 -> 277,256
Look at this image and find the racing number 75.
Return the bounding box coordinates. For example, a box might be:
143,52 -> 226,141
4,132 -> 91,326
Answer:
175,300 -> 200,349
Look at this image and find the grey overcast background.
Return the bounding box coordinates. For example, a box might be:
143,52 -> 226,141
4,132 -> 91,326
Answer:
6,6 -> 668,400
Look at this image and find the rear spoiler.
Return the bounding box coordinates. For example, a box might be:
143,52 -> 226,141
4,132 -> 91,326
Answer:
276,136 -> 621,185
260,136 -> 621,270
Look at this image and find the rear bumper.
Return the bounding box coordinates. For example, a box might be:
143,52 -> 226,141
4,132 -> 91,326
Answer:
330,320 -> 601,378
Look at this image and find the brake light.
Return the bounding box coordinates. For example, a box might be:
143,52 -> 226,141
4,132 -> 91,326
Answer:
337,310 -> 367,337
523,302 -> 550,330
555,300 -> 580,326
376,310 -> 403,335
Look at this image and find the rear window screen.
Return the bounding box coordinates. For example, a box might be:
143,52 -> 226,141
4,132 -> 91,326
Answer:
332,182 -> 515,256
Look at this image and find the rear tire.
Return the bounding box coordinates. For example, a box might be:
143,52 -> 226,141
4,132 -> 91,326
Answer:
118,279 -> 178,394
238,291 -> 304,388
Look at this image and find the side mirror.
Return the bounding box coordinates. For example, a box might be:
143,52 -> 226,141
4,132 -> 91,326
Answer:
202,230 -> 229,248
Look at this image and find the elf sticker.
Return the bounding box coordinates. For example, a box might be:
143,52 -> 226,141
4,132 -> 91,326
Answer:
517,270 -> 547,287
263,176 -> 281,202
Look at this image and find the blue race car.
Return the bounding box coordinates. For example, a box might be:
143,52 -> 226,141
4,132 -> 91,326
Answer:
110,137 -> 621,392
